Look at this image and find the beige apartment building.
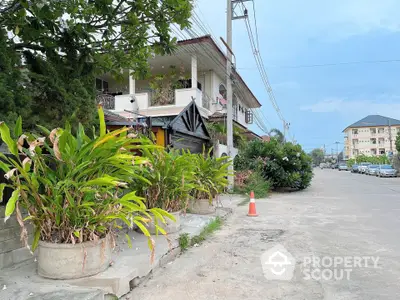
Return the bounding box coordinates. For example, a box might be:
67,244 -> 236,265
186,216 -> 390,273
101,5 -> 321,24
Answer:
343,115 -> 400,159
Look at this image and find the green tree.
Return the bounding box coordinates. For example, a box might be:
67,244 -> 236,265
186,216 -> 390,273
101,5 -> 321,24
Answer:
310,148 -> 324,165
0,0 -> 193,129
234,139 -> 313,190
269,128 -> 285,144
396,132 -> 400,152
0,29 -> 31,132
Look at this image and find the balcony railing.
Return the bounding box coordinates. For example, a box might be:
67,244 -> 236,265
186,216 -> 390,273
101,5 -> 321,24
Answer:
202,93 -> 211,110
96,93 -> 115,110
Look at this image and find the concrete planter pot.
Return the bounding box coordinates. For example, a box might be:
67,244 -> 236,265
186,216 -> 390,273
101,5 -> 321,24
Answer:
189,198 -> 215,215
147,210 -> 181,235
37,235 -> 112,280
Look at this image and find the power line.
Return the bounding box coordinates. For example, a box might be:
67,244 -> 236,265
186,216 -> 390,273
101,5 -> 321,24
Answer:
173,15 -> 270,134
237,59 -> 400,70
240,3 -> 288,135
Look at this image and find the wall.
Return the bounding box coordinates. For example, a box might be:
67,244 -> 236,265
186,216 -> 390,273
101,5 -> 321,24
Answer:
0,206 -> 34,269
346,126 -> 400,158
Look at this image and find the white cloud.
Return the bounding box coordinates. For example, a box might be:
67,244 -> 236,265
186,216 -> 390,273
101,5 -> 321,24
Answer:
301,97 -> 400,117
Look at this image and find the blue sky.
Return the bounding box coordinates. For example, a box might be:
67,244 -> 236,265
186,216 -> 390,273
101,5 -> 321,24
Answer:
194,0 -> 400,153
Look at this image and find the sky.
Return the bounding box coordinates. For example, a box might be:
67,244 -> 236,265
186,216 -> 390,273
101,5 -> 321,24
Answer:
193,0 -> 400,153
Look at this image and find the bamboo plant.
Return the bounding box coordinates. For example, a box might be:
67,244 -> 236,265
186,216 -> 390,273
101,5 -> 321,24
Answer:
0,106 -> 173,256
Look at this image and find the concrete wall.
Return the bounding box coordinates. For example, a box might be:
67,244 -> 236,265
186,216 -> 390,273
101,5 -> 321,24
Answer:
345,126 -> 400,159
0,206 -> 34,269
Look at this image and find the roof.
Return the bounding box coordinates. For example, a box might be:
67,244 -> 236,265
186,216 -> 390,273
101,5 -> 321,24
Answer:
178,35 -> 262,108
343,115 -> 400,131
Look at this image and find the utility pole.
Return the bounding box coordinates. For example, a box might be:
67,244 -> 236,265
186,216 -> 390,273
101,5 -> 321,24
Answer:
388,119 -> 393,153
226,0 -> 234,189
335,141 -> 340,161
226,0 -> 249,189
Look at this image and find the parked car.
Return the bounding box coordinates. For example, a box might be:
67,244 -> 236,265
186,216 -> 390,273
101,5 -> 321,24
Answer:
377,165 -> 397,177
358,162 -> 371,174
320,163 -> 327,169
331,164 -> 338,169
366,164 -> 379,175
338,163 -> 348,171
351,164 -> 359,173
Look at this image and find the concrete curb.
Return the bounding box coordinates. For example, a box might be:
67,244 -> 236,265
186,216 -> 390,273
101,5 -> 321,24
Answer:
125,206 -> 233,296
1,195 -> 240,300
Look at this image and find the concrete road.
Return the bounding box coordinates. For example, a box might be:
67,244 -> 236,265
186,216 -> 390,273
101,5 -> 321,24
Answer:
127,169 -> 400,299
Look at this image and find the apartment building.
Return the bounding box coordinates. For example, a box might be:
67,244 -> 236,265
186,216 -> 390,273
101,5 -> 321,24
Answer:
95,35 -> 261,155
343,115 -> 400,159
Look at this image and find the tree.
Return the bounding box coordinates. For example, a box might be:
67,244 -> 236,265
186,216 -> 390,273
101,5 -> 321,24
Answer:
269,128 -> 285,144
396,133 -> 400,152
234,139 -> 313,190
0,0 -> 193,129
310,148 -> 324,165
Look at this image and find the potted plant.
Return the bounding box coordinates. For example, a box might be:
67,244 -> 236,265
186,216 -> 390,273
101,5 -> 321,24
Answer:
134,147 -> 195,234
0,107 -> 173,279
189,149 -> 230,214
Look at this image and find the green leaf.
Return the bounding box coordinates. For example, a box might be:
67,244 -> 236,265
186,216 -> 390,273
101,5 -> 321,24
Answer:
0,122 -> 18,156
125,234 -> 132,248
154,224 -> 167,235
73,231 -> 80,238
37,125 -> 51,136
5,189 -> 20,219
14,116 -> 22,138
0,184 -> 5,203
98,106 -> 106,137
134,220 -> 150,237
32,228 -> 41,252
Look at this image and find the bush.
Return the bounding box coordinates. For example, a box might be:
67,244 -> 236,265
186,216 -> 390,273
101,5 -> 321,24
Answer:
234,139 -> 313,190
346,154 -> 390,167
0,107 -> 171,253
234,170 -> 270,198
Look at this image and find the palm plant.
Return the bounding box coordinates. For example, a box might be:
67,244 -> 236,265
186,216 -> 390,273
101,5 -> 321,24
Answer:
138,147 -> 195,212
269,128 -> 285,144
0,106 -> 172,253
192,148 -> 230,201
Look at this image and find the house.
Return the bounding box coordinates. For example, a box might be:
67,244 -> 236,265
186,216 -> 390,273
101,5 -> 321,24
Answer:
95,35 -> 262,157
343,115 -> 400,159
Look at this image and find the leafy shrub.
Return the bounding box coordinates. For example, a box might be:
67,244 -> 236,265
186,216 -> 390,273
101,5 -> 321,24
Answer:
234,139 -> 313,190
234,170 -> 270,198
0,107 -> 171,254
346,154 -> 390,167
192,149 -> 230,200
137,148 -> 195,212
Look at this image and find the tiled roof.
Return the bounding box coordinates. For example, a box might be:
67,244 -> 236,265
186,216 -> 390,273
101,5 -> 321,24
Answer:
344,115 -> 400,131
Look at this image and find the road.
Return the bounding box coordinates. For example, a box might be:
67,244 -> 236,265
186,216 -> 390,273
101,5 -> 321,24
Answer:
127,169 -> 400,299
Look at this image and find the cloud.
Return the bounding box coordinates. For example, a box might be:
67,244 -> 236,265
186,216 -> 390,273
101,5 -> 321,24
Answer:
301,97 -> 400,117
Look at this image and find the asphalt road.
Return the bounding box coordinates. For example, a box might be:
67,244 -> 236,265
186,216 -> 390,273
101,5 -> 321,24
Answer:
127,169 -> 400,300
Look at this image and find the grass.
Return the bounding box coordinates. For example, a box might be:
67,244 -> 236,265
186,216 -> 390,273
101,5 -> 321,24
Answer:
178,233 -> 190,251
178,217 -> 223,251
238,197 -> 250,206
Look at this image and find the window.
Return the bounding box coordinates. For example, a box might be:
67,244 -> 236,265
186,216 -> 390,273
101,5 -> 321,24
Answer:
245,110 -> 253,124
219,83 -> 227,99
352,129 -> 358,134
96,78 -> 109,92
370,128 -> 376,134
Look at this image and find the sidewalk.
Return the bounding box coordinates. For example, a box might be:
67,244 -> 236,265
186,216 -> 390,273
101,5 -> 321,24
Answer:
0,194 -> 243,300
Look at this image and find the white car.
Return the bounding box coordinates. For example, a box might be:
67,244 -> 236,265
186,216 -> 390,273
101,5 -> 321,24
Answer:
377,165 -> 397,177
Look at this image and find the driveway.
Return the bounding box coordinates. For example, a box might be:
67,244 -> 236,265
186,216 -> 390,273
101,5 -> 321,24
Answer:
127,169 -> 400,299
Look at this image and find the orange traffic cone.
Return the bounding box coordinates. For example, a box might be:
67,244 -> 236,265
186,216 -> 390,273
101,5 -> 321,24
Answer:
247,191 -> 258,217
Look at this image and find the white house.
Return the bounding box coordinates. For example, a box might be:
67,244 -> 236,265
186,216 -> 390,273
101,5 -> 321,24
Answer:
96,35 -> 262,156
